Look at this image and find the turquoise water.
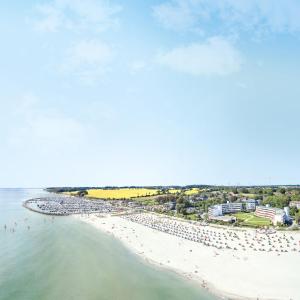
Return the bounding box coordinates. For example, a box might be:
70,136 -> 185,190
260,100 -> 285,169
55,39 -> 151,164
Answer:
0,189 -> 219,300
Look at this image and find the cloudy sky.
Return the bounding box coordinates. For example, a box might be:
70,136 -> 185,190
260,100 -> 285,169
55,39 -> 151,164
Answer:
1,0 -> 300,187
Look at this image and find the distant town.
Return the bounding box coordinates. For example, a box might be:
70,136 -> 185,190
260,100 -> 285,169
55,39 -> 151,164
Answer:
43,185 -> 300,228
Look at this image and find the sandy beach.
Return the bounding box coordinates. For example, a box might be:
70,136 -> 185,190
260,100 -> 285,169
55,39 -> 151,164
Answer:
76,213 -> 300,300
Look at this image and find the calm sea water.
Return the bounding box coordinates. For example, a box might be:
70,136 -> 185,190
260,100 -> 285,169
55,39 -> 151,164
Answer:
0,189 -> 219,300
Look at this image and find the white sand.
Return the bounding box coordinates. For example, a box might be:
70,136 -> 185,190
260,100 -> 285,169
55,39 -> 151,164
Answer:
76,213 -> 300,300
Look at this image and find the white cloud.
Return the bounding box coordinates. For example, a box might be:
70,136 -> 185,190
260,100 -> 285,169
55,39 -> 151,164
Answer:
31,1 -> 120,83
9,94 -> 87,149
34,3 -> 63,32
33,0 -> 122,33
67,39 -> 114,66
157,37 -> 242,76
129,60 -> 147,74
62,39 -> 114,84
153,0 -> 207,32
153,0 -> 300,35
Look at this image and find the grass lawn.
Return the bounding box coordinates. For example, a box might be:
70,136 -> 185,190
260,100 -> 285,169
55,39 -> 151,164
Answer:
186,213 -> 199,221
233,212 -> 272,226
239,193 -> 259,198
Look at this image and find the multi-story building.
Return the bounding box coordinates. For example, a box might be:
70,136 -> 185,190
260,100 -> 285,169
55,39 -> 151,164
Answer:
241,198 -> 258,211
209,202 -> 290,225
246,202 -> 256,211
208,202 -> 242,218
255,206 -> 289,225
221,202 -> 243,214
208,205 -> 223,218
255,206 -> 276,219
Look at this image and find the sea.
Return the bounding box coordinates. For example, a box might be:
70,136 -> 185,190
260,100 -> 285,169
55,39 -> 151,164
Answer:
0,188 -> 219,300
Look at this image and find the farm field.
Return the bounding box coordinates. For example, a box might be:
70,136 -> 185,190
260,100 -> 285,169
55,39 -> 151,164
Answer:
86,188 -> 159,199
233,212 -> 272,226
65,187 -> 203,199
239,193 -> 258,198
167,188 -> 201,195
184,188 -> 201,195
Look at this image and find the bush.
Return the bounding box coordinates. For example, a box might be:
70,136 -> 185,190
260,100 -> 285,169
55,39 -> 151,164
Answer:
262,195 -> 290,209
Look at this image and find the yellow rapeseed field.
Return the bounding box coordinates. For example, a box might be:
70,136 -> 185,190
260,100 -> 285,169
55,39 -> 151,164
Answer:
168,188 -> 201,195
64,187 -> 201,199
184,188 -> 200,195
86,188 -> 159,199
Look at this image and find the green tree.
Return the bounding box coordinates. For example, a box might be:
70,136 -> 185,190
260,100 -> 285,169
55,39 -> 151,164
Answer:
295,212 -> 300,224
291,194 -> 300,202
240,188 -> 249,194
289,206 -> 299,216
231,187 -> 238,194
77,190 -> 88,197
176,196 -> 184,204
263,195 -> 290,208
278,188 -> 286,194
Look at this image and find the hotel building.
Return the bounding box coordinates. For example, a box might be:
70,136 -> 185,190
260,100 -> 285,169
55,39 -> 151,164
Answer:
208,202 -> 243,218
241,198 -> 259,211
255,206 -> 288,225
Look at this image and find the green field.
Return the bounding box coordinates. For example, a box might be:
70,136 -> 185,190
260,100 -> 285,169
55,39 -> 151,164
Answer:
232,212 -> 272,227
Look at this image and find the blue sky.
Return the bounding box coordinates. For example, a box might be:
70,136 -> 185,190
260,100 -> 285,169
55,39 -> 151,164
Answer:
1,0 -> 300,187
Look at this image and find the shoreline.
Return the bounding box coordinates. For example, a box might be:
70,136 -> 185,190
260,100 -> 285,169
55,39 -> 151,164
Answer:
74,213 -> 300,300
74,214 -> 234,300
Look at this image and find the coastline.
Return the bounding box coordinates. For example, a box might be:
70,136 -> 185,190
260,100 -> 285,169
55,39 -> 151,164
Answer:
74,213 -> 300,300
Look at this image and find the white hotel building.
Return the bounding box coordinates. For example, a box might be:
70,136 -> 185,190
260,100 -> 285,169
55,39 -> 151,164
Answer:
208,202 -> 243,218
208,202 -> 290,225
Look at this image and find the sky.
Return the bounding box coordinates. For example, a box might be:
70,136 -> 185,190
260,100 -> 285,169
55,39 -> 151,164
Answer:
0,0 -> 300,187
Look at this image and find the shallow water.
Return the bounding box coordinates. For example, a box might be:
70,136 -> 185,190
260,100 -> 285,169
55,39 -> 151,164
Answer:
0,189 -> 219,300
